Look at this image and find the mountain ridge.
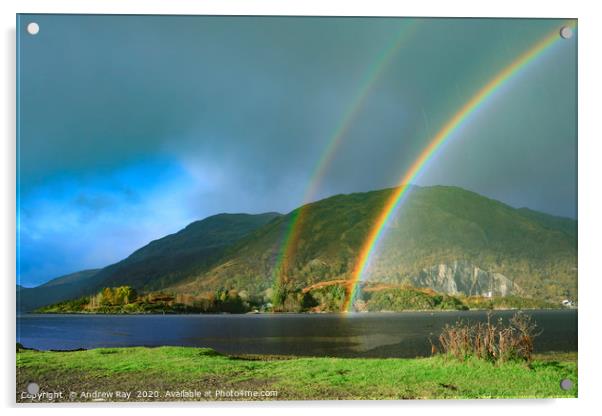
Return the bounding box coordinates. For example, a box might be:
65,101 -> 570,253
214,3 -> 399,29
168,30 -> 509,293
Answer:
18,185 -> 577,312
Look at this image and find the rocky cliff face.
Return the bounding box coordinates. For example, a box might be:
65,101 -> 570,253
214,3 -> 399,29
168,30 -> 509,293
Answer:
411,260 -> 521,297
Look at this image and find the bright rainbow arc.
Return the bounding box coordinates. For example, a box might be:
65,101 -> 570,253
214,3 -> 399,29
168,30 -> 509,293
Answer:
271,20 -> 419,283
344,22 -> 576,311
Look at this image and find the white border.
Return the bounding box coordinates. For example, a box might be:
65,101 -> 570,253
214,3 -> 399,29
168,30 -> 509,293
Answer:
2,0 -> 601,415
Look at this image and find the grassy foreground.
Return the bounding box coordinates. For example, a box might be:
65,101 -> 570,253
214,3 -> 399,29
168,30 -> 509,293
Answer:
16,347 -> 577,402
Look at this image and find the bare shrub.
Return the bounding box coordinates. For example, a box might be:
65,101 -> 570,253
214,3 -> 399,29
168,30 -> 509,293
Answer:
437,312 -> 540,363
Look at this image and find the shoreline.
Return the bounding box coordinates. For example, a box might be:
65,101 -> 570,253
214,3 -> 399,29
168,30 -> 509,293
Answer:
22,306 -> 576,316
16,342 -> 579,357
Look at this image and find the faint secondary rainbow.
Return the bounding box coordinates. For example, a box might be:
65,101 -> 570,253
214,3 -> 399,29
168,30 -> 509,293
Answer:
344,22 -> 576,311
271,20 -> 419,283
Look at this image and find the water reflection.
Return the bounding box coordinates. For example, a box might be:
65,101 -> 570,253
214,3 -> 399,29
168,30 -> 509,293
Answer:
17,310 -> 577,358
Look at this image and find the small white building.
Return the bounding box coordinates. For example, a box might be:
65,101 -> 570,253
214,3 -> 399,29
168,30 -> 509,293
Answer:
562,299 -> 573,307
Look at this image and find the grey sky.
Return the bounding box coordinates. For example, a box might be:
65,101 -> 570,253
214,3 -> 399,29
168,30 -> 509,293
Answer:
17,15 -> 577,286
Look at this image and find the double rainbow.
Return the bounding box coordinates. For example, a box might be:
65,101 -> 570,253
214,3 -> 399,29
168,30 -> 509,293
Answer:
272,20 -> 419,284
343,22 -> 576,311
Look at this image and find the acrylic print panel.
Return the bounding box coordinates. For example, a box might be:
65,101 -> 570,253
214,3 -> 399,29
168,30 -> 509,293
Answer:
16,14 -> 577,402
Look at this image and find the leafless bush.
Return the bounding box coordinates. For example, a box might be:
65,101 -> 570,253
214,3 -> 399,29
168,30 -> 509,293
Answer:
436,312 -> 540,363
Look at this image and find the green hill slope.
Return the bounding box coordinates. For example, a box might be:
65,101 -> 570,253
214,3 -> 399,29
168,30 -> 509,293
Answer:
88,212 -> 282,292
18,213 -> 281,311
171,189 -> 393,296
171,186 -> 577,305
368,186 -> 576,301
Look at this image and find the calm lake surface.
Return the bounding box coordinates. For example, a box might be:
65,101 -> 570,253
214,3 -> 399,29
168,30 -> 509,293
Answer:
17,310 -> 577,358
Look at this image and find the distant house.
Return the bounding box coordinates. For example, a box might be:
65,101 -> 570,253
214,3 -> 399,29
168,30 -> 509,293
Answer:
562,299 -> 573,307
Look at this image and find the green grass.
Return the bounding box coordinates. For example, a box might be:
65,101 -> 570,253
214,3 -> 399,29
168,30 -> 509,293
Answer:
16,346 -> 577,401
